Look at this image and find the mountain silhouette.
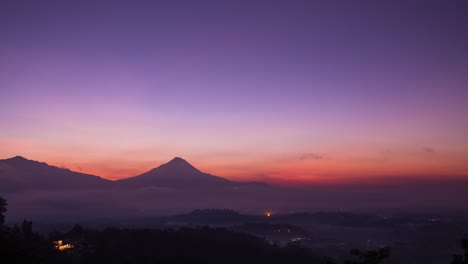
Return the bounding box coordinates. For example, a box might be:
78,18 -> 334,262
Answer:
116,157 -> 265,190
1,155 -> 468,222
0,156 -> 272,221
0,156 -> 110,192
0,156 -> 269,193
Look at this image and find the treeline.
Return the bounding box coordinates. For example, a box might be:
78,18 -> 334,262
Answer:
55,225 -> 327,264
3,196 -> 466,264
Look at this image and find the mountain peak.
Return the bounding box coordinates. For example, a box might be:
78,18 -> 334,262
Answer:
134,156 -> 208,180
7,155 -> 28,161
161,157 -> 198,172
169,157 -> 188,163
1,156 -> 33,164
118,156 -> 233,188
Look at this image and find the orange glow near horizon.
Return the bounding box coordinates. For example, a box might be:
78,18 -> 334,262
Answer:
1,137 -> 467,184
0,148 -> 467,185
1,1 -> 468,189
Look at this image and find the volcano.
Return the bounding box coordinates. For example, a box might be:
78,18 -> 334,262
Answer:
116,157 -> 267,190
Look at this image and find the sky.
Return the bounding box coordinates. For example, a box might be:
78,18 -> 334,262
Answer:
0,0 -> 467,184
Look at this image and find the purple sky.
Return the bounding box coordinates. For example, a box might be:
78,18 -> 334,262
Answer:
1,0 -> 467,182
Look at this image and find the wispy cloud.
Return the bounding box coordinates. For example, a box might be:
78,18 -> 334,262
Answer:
422,147 -> 435,153
299,153 -> 324,160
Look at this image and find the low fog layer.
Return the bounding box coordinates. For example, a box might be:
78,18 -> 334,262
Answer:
1,156 -> 468,222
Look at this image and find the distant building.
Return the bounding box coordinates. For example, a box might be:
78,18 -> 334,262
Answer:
53,240 -> 74,251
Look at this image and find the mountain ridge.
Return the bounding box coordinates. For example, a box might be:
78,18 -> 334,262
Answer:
0,156 -> 270,191
0,156 -> 110,192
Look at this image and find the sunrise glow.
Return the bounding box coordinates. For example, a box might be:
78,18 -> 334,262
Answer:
0,1 -> 467,185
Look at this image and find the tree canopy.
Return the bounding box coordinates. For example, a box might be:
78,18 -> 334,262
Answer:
0,196 -> 7,226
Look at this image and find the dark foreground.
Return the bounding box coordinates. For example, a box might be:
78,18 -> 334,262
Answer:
1,197 -> 468,264
1,223 -> 392,264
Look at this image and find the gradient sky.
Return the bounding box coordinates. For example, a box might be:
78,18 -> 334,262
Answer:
1,0 -> 467,183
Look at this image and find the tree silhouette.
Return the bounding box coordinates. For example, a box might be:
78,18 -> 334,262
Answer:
71,223 -> 84,234
21,220 -> 33,238
451,239 -> 468,264
344,247 -> 391,264
0,196 -> 6,226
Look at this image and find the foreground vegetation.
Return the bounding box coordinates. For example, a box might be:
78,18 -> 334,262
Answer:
2,196 -> 466,264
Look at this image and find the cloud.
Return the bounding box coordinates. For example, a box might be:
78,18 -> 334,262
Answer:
299,153 -> 324,160
422,147 -> 435,153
